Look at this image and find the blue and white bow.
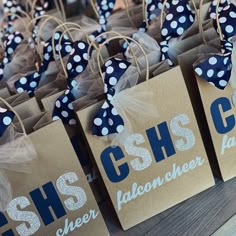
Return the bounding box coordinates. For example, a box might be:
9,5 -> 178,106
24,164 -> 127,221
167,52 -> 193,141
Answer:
3,0 -> 23,34
208,0 -> 230,19
92,58 -> 131,136
90,0 -> 116,43
15,32 -> 73,96
52,41 -> 90,125
29,1 -> 49,47
159,0 -> 195,66
194,3 -> 236,90
0,107 -> 15,137
0,31 -> 23,80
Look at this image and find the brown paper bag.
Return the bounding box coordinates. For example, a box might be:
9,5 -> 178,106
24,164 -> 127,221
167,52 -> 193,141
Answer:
77,66 -> 215,230
0,119 -> 109,235
178,42 -> 236,181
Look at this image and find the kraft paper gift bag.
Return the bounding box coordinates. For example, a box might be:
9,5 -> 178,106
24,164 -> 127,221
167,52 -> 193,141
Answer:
76,36 -> 215,230
178,3 -> 236,181
0,111 -> 109,235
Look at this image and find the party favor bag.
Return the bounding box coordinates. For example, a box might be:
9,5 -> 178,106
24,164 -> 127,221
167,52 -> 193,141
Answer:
0,116 -> 109,235
76,36 -> 214,230
179,3 -> 236,181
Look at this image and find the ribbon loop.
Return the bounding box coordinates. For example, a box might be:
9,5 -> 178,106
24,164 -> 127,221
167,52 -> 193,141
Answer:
0,107 -> 15,137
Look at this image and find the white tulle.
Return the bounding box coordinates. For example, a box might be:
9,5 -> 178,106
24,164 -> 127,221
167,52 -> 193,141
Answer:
0,126 -> 37,212
105,65 -> 158,146
125,31 -> 161,70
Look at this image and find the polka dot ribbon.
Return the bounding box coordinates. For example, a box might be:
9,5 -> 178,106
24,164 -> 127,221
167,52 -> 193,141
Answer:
160,0 -> 195,66
52,41 -> 90,126
3,0 -> 23,34
29,1 -> 49,48
0,31 -> 23,80
92,58 -> 131,136
15,32 -> 73,96
194,4 -> 236,90
208,0 -> 230,19
138,0 -> 161,32
90,0 -> 116,44
0,107 -> 15,137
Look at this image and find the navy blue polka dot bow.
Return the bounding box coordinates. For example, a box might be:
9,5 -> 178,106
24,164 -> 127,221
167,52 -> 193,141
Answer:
194,3 -> 236,90
29,1 -> 49,47
160,0 -> 195,66
93,58 -> 131,136
0,107 -> 15,137
15,32 -> 73,96
138,0 -> 161,32
3,0 -> 23,34
90,0 -> 116,44
0,31 -> 23,80
208,0 -> 230,19
52,41 -> 90,125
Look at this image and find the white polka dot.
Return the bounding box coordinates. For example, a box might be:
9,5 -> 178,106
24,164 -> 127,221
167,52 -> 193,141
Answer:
69,119 -> 77,125
102,102 -> 109,109
68,103 -> 73,110
162,28 -> 168,36
30,81 -> 37,88
47,45 -> 52,52
195,67 -> 203,76
209,82 -> 215,87
7,47 -> 13,54
224,57 -> 229,65
209,57 -> 217,65
170,21 -> 177,29
62,111 -> 68,118
119,63 -> 127,69
177,27 -> 184,35
71,80 -> 77,88
230,11 -> 236,18
20,77 -> 27,85
14,36 -> 21,43
219,80 -> 227,87
108,118 -> 114,126
219,17 -> 227,23
83,53 -> 88,60
111,108 -> 118,115
162,47 -> 168,53
172,0 -> 179,5
67,62 -> 73,70
65,45 -> 72,53
226,25 -> 233,33
166,13 -> 173,21
109,77 -> 117,85
0,68 -> 3,75
56,101 -> 61,108
53,116 -> 60,121
74,55 -> 81,62
3,116 -> 12,125
102,127 -> 108,135
76,65 -> 83,73
54,33 -> 60,40
179,16 -> 186,23
105,60 -> 112,67
189,15 -> 194,22
207,69 -> 214,77
177,6 -> 184,12
217,71 -> 224,78
78,42 -> 85,49
17,87 -> 24,93
62,96 -> 68,103
117,125 -> 124,133
106,66 -> 114,74
94,118 -> 102,126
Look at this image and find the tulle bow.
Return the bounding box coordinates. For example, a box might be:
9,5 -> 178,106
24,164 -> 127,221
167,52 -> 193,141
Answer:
52,41 -> 90,125
15,32 -> 73,96
93,58 -> 131,136
0,31 -> 24,80
194,4 -> 236,89
159,0 -> 195,66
